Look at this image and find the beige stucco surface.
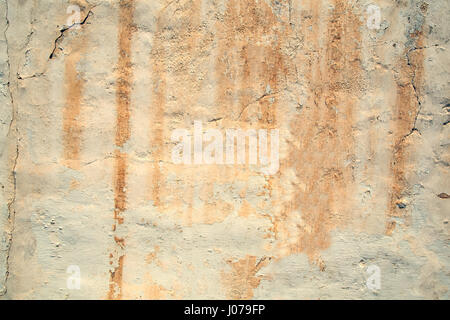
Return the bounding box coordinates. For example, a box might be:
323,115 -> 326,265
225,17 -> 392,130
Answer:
0,0 -> 449,299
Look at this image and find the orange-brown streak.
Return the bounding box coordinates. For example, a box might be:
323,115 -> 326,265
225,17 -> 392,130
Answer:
107,255 -> 125,300
276,0 -> 362,262
113,150 -> 127,226
115,0 -> 135,147
63,43 -> 85,168
216,0 -> 288,298
108,0 -> 135,300
387,26 -> 425,233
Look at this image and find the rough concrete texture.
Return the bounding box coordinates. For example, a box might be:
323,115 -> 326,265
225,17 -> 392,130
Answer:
0,0 -> 448,299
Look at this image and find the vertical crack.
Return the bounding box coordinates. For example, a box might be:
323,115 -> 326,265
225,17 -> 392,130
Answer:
405,46 -> 423,136
404,43 -> 439,138
2,0 -> 18,297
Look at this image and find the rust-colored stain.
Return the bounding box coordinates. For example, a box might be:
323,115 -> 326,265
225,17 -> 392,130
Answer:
145,245 -> 160,264
147,0 -> 205,210
114,236 -> 126,248
221,255 -> 271,300
142,0 -> 285,228
386,220 -> 397,236
215,0 -> 286,125
63,35 -> 87,169
115,0 -> 136,147
107,254 -> 125,300
108,0 -> 136,300
108,150 -> 128,299
108,0 -> 365,298
145,275 -> 168,300
387,12 -> 426,234
147,0 -> 236,226
213,0 -> 288,240
273,0 -> 362,263
113,150 -> 127,227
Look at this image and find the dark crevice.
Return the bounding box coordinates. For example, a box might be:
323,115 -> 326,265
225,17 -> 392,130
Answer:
400,44 -> 438,141
405,48 -> 423,137
17,72 -> 45,80
237,89 -> 285,120
49,9 -> 94,59
403,43 -> 439,137
2,0 -> 18,297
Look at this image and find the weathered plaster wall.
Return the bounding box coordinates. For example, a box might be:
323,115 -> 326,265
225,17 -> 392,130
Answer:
0,0 -> 448,299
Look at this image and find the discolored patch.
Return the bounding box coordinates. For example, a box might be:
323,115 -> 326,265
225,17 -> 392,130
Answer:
108,150 -> 128,299
387,12 -> 426,234
113,150 -> 127,226
147,0 -> 204,209
115,0 -> 136,147
145,275 -> 169,300
145,246 -> 160,264
221,255 -> 271,299
62,34 -> 87,169
215,0 -> 287,125
107,254 -> 125,300
272,0 -> 363,262
108,0 -> 136,300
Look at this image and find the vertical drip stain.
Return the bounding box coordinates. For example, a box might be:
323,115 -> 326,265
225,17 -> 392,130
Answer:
215,0 -> 286,122
108,0 -> 135,300
275,0 -> 362,263
215,0 -> 289,298
113,150 -> 127,227
215,1 -> 238,117
148,0 -> 202,208
387,6 -> 426,234
149,18 -> 166,207
115,0 -> 136,147
108,255 -> 124,300
63,36 -> 86,169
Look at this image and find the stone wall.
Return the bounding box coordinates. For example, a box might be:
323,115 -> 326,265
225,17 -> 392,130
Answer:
0,0 -> 448,299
